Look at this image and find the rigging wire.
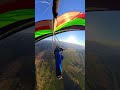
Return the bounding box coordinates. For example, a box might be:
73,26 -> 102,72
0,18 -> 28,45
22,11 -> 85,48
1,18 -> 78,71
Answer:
37,0 -> 53,20
54,35 -> 64,48
52,18 -> 63,48
55,18 -> 65,48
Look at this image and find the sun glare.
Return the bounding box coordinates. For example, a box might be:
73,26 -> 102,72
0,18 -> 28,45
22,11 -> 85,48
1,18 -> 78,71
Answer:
66,36 -> 78,44
45,34 -> 85,46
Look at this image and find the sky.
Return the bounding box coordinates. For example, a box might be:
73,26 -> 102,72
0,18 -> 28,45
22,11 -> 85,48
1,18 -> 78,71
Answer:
86,11 -> 120,47
44,31 -> 85,46
35,0 -> 85,22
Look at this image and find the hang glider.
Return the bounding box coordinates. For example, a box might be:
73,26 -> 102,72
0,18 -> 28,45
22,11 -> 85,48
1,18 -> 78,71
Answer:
35,11 -> 85,42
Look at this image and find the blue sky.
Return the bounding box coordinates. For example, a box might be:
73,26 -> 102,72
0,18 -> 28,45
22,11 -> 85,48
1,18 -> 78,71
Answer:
35,0 -> 85,22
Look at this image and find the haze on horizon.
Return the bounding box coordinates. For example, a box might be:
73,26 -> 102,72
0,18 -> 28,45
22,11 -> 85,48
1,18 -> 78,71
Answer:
43,31 -> 85,47
86,11 -> 120,47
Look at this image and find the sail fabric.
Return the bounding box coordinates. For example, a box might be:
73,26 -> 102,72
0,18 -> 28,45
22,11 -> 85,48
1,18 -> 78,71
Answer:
35,11 -> 85,41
